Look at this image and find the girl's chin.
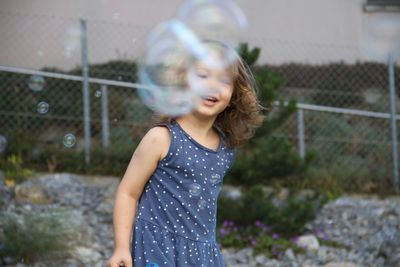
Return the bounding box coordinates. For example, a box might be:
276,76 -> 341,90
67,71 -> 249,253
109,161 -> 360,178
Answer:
201,99 -> 218,107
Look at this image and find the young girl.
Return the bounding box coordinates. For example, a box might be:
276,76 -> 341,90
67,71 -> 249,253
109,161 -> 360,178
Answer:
107,48 -> 264,267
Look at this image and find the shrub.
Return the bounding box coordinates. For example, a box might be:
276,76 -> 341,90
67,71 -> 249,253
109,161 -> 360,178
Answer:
217,220 -> 304,259
0,209 -> 74,264
0,154 -> 34,184
217,185 -> 326,237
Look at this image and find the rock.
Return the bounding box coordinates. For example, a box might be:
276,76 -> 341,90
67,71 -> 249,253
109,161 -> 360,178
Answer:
296,235 -> 320,251
71,246 -> 103,266
220,185 -> 243,200
295,189 -> 316,201
14,183 -> 51,204
276,188 -> 290,201
283,248 -> 296,261
3,173 -> 400,267
254,254 -> 269,265
323,262 -> 362,267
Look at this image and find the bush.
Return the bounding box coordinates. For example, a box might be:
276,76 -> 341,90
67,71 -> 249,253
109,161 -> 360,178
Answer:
217,185 -> 326,237
0,154 -> 34,184
0,209 -> 74,264
217,220 -> 304,259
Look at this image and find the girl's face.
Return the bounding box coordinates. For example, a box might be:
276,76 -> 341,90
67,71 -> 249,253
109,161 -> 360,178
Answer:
189,60 -> 234,118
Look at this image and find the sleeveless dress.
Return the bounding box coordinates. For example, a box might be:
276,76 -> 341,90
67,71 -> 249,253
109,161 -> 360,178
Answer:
131,120 -> 236,267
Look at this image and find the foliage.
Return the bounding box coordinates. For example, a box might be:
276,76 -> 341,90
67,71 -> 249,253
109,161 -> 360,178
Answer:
0,209 -> 74,264
217,220 -> 304,259
217,185 -> 326,237
0,154 -> 34,184
224,44 -> 313,185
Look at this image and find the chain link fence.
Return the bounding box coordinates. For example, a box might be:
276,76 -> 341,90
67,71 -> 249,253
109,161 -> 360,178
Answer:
0,12 -> 399,190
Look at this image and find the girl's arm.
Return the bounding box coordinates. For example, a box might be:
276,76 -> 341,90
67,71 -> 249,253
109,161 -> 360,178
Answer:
112,126 -> 170,251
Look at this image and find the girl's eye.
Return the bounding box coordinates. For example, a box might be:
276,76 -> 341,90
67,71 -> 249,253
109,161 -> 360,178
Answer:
220,77 -> 232,85
196,73 -> 208,79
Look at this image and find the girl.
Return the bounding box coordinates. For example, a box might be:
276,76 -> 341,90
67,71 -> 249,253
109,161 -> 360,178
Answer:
107,48 -> 264,267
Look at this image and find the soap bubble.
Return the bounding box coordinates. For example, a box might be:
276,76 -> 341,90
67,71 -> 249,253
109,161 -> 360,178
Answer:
63,133 -> 76,148
189,183 -> 202,196
28,75 -> 45,92
37,101 -> 49,114
198,199 -> 207,209
177,0 -> 247,62
138,20 -> 204,116
210,173 -> 221,185
94,90 -> 102,98
137,0 -> 247,115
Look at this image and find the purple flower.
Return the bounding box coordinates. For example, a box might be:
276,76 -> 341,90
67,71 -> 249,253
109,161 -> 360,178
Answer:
313,227 -> 331,241
271,244 -> 281,256
290,235 -> 299,244
272,233 -> 280,239
219,228 -> 230,236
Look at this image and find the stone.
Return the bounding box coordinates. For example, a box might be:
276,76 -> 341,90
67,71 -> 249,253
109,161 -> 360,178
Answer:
220,185 -> 243,200
297,235 -> 320,251
14,183 -> 51,204
323,262 -> 362,267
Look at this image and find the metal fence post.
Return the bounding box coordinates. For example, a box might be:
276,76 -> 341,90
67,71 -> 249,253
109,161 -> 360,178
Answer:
297,108 -> 305,159
80,18 -> 91,166
388,53 -> 399,193
101,85 -> 110,149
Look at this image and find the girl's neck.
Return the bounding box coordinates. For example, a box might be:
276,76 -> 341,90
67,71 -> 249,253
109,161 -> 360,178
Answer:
175,113 -> 216,139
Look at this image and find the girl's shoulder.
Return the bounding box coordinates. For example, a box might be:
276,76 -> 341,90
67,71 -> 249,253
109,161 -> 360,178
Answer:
143,126 -> 171,160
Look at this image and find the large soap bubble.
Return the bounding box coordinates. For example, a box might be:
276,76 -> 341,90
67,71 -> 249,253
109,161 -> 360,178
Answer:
177,0 -> 247,63
138,20 -> 206,116
137,0 -> 247,116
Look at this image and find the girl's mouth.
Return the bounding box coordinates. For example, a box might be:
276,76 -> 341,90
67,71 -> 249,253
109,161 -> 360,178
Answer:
201,96 -> 219,107
204,96 -> 218,102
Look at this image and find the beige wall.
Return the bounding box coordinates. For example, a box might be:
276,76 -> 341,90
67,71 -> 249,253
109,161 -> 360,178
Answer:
0,0 -> 399,71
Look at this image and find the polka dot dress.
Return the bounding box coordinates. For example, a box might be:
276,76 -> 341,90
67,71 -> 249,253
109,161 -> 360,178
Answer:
131,120 -> 235,267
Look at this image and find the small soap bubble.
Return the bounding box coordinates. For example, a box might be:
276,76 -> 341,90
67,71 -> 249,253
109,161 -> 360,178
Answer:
37,101 -> 49,114
198,199 -> 207,209
0,135 -> 7,153
210,173 -> 221,185
28,75 -> 45,92
63,133 -> 76,148
189,183 -> 202,196
94,90 -> 102,98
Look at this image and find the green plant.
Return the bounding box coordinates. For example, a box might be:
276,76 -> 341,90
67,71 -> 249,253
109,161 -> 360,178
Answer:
0,209 -> 74,264
217,185 -> 325,237
217,220 -> 304,259
0,154 -> 34,184
223,44 -> 312,187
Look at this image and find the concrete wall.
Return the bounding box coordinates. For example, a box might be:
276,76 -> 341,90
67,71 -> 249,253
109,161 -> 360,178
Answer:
0,0 -> 399,70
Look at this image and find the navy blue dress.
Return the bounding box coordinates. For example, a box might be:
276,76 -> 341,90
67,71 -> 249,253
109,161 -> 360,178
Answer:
131,120 -> 235,267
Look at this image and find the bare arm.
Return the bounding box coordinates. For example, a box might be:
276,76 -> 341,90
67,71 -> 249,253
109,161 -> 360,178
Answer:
112,126 -> 170,251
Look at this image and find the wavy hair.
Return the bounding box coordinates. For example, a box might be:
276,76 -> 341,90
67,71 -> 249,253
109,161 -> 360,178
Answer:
214,53 -> 264,148
152,46 -> 265,148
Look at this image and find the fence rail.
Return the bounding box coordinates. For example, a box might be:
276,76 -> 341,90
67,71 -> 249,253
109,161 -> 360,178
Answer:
0,14 -> 399,192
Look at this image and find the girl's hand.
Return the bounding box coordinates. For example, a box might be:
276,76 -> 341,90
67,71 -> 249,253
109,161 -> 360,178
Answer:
107,248 -> 133,267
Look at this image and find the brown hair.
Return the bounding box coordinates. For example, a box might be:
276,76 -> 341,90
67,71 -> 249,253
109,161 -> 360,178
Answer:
153,48 -> 265,148
213,54 -> 264,148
